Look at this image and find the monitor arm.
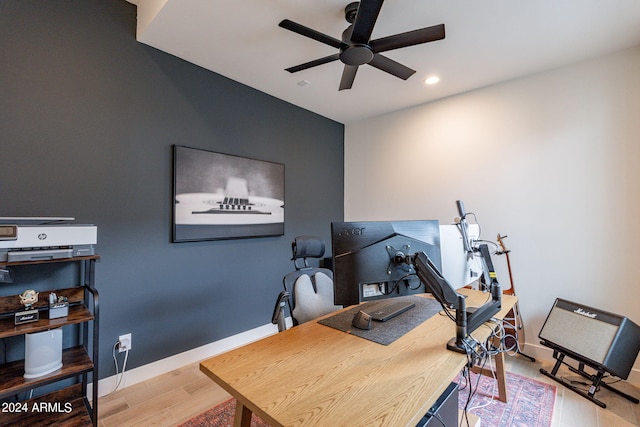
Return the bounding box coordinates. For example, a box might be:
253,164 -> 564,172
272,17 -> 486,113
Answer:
407,246 -> 502,353
412,251 -> 464,310
411,252 -> 469,351
478,244 -> 502,299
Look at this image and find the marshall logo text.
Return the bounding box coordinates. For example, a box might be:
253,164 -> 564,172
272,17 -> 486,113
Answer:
574,308 -> 597,319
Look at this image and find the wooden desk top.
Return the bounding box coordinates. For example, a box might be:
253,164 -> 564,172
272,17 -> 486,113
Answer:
200,289 -> 517,427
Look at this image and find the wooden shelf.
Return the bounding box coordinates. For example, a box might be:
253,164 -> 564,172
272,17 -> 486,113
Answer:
0,305 -> 94,339
0,254 -> 100,269
0,255 -> 99,425
0,346 -> 93,399
0,383 -> 92,427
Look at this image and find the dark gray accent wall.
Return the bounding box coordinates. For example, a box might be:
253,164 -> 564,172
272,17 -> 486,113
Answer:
0,0 -> 344,379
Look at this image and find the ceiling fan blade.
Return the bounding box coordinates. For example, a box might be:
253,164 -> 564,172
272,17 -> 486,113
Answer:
368,54 -> 415,80
350,0 -> 385,44
371,24 -> 445,53
339,65 -> 359,91
279,19 -> 344,49
285,54 -> 340,73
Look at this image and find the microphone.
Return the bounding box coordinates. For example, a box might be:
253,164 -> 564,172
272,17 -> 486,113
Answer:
455,200 -> 472,255
456,200 -> 467,220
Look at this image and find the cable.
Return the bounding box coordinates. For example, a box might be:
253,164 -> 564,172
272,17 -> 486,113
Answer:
460,365 -> 477,427
496,318 -> 520,355
425,408 -> 448,426
406,276 -> 423,290
103,340 -> 129,396
466,349 -> 497,412
438,304 -> 457,322
114,342 -> 129,391
379,273 -> 419,295
457,316 -> 517,423
458,368 -> 469,427
474,239 -> 500,254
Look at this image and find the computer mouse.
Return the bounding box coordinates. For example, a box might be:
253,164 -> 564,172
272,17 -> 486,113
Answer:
352,310 -> 372,330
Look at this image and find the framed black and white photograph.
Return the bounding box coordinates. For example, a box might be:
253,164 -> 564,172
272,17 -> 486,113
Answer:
173,145 -> 285,242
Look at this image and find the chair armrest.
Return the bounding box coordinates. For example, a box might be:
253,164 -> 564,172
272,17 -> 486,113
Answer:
271,291 -> 290,332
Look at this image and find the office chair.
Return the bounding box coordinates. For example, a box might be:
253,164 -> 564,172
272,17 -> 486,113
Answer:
272,236 -> 341,331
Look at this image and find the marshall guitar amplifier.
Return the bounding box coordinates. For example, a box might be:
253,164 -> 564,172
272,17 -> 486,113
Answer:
539,298 -> 640,379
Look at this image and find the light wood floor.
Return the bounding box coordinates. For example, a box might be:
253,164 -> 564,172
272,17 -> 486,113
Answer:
98,353 -> 640,426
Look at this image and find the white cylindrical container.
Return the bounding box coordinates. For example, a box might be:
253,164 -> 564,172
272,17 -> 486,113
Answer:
24,328 -> 63,378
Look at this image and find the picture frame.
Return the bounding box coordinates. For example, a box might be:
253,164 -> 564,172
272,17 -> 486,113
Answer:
172,145 -> 285,242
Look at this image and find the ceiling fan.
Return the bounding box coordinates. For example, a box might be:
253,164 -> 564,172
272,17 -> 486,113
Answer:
279,0 -> 445,91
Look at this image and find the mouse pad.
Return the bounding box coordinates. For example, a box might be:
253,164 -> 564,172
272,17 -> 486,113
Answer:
318,295 -> 443,345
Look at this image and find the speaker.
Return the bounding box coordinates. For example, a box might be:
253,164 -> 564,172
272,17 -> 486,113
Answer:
539,298 -> 640,379
24,328 -> 63,379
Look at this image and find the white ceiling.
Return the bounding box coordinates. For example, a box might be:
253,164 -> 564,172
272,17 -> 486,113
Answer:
133,0 -> 640,124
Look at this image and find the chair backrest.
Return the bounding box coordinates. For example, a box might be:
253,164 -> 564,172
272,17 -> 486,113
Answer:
283,236 -> 341,327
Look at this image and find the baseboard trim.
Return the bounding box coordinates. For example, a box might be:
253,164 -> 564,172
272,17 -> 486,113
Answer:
97,319 -> 292,398
96,328 -> 637,398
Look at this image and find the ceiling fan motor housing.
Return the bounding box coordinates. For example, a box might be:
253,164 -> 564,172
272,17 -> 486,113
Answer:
340,43 -> 374,65
340,24 -> 374,65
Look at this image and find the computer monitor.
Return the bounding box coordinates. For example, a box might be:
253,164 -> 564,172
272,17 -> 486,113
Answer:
439,223 -> 482,289
331,218 -> 501,353
331,220 -> 441,306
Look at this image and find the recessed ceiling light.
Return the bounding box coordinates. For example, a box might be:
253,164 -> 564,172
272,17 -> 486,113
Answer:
297,80 -> 311,87
424,76 -> 440,85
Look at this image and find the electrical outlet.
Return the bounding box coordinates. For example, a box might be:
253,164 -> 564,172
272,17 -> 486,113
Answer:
118,333 -> 132,353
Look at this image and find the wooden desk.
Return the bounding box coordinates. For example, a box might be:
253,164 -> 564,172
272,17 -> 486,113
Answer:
200,289 -> 517,427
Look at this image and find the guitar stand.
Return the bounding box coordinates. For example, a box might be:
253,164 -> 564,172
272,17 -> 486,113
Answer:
503,319 -> 535,362
514,348 -> 536,362
494,235 -> 536,363
512,326 -> 535,362
539,350 -> 639,408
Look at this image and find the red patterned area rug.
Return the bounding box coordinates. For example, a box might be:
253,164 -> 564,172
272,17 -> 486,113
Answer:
177,398 -> 268,427
458,370 -> 556,427
179,371 -> 555,427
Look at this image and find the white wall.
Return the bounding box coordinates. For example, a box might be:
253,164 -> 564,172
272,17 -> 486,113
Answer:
345,46 -> 640,367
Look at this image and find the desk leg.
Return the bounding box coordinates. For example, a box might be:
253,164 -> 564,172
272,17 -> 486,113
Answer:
470,339 -> 508,403
234,401 -> 253,427
494,350 -> 507,403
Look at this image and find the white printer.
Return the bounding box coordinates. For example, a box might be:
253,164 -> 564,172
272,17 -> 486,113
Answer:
0,218 -> 96,263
